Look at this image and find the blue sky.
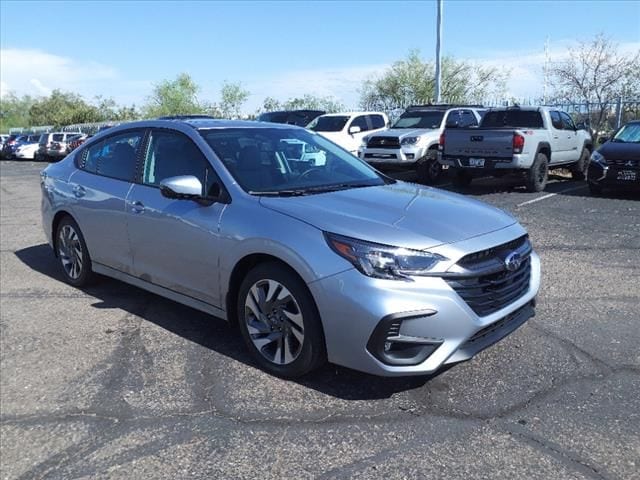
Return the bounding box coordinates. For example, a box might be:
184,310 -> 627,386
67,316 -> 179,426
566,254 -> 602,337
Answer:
1,0 -> 639,111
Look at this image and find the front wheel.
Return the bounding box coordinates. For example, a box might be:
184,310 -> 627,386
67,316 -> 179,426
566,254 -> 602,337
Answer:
237,262 -> 326,378
525,153 -> 549,192
571,148 -> 590,180
55,216 -> 94,287
416,150 -> 442,184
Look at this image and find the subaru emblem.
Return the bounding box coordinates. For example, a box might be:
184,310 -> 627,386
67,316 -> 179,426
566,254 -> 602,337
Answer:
504,252 -> 522,272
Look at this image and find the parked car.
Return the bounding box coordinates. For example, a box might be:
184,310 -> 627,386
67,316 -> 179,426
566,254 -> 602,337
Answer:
15,138 -> 41,160
66,134 -> 89,153
37,132 -> 80,161
359,105 -> 485,184
307,112 -> 388,155
41,118 -> 540,378
258,110 -> 325,127
0,134 -> 8,146
440,106 -> 593,191
587,120 -> 640,194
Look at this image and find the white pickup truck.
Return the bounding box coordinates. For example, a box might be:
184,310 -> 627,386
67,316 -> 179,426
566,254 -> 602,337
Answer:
440,106 -> 593,192
358,105 -> 485,184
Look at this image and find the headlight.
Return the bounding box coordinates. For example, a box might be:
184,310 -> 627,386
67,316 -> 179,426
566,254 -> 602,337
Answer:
590,151 -> 606,164
325,232 -> 448,280
401,136 -> 422,146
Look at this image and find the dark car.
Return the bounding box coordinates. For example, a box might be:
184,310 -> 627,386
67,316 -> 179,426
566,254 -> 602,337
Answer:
258,110 -> 325,127
587,120 -> 640,194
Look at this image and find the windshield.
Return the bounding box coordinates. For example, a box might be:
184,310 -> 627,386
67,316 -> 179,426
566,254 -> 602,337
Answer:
391,111 -> 444,129
481,110 -> 544,128
200,127 -> 387,194
612,123 -> 640,143
307,116 -> 349,132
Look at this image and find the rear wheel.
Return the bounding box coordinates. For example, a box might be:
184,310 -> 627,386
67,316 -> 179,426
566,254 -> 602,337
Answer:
237,262 -> 326,378
525,153 -> 549,192
416,149 -> 442,184
571,148 -> 590,180
55,216 -> 94,287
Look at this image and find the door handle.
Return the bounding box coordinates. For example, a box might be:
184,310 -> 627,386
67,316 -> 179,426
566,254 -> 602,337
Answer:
72,185 -> 86,198
553,135 -> 559,139
130,201 -> 145,214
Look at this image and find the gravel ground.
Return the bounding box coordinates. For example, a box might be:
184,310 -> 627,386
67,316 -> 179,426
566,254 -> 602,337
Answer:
1,160 -> 639,479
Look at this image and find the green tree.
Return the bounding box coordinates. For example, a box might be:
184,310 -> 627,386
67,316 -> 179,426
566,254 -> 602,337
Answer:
28,90 -> 105,127
0,93 -> 36,132
256,94 -> 345,116
142,73 -> 207,118
359,50 -> 509,110
549,34 -> 640,133
215,81 -> 250,119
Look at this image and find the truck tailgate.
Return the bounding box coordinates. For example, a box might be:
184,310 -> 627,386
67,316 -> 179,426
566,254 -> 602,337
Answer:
443,129 -> 514,159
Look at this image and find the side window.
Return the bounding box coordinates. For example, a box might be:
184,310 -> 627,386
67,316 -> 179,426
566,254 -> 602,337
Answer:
560,112 -> 576,130
143,129 -> 217,196
350,115 -> 369,132
368,114 -> 386,129
550,111 -> 563,130
80,130 -> 142,181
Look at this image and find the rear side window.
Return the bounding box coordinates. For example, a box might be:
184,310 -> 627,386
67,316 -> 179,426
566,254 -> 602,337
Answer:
142,129 -> 217,196
52,134 -> 64,142
368,114 -> 386,129
481,110 -> 544,129
560,112 -> 576,130
549,111 -> 563,130
81,130 -> 143,182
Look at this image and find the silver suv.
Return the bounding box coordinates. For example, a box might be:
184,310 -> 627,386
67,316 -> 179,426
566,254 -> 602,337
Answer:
41,118 -> 540,378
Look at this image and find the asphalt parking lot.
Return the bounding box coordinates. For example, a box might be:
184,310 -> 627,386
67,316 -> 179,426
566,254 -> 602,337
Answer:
1,160 -> 639,480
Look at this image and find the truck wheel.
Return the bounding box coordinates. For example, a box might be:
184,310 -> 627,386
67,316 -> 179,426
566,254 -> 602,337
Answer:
452,171 -> 473,188
570,148 -> 590,180
416,150 -> 441,185
526,153 -> 549,192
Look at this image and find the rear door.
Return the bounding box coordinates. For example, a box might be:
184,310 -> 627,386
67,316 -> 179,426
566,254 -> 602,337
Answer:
126,128 -> 226,307
70,129 -> 145,272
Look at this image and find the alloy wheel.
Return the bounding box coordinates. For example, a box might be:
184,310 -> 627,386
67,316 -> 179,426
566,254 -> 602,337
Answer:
244,279 -> 304,365
58,224 -> 84,280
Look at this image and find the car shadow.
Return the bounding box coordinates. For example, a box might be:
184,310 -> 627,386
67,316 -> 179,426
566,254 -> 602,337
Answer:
15,244 -> 439,401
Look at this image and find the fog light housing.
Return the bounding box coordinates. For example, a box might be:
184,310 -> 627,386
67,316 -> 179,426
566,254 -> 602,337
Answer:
367,311 -> 442,366
406,153 -> 415,160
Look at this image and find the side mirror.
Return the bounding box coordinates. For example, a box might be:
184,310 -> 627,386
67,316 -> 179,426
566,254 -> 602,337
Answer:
598,136 -> 609,144
348,125 -> 362,135
160,175 -> 205,201
575,122 -> 586,130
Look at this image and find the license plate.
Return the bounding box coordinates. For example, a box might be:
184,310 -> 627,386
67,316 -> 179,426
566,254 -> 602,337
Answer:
469,157 -> 485,167
372,154 -> 394,159
617,170 -> 637,181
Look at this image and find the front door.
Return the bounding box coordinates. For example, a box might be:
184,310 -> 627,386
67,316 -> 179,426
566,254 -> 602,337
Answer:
126,128 -> 226,307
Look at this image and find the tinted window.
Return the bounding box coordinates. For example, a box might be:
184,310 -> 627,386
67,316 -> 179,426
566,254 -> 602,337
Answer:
391,111 -> 444,129
369,114 -> 386,129
560,112 -> 576,130
52,134 -> 64,142
142,130 -> 217,196
481,110 -> 544,129
308,116 -> 349,132
81,130 -> 142,181
350,115 -> 368,131
549,111 -> 563,130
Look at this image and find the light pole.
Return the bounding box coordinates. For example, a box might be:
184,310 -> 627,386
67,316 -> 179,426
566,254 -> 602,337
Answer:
434,0 -> 443,103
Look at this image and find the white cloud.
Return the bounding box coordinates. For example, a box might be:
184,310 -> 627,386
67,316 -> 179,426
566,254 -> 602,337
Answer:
0,48 -> 118,98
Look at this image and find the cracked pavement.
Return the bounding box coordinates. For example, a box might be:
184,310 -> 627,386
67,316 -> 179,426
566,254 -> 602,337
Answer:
1,161 -> 639,479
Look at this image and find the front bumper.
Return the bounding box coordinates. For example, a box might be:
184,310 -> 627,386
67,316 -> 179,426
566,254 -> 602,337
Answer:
360,145 -> 428,169
588,161 -> 640,189
309,228 -> 541,376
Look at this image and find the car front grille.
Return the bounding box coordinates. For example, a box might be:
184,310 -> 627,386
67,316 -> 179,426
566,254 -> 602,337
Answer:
445,235 -> 532,317
605,158 -> 639,169
367,136 -> 400,149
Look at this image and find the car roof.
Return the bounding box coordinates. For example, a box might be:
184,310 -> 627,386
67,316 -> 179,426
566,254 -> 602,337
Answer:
318,111 -> 386,117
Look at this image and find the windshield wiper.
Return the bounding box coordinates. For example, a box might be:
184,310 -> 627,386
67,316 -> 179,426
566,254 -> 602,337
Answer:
248,190 -> 309,197
298,183 -> 378,194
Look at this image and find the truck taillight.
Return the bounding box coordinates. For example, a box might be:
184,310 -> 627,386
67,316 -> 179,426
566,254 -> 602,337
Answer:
513,133 -> 525,154
439,133 -> 445,151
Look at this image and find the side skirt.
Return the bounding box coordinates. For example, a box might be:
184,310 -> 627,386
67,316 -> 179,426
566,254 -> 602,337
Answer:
92,263 -> 228,321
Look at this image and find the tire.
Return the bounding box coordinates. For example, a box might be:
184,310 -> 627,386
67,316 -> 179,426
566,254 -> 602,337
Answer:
525,153 -> 549,192
237,262 -> 326,378
416,150 -> 442,184
588,182 -> 603,195
452,170 -> 473,188
54,216 -> 94,287
570,148 -> 590,180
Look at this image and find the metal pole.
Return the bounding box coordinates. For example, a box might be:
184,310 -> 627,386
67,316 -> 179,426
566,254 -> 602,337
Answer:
434,0 -> 443,103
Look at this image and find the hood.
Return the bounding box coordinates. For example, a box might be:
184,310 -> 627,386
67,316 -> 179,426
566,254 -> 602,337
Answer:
260,182 -> 516,250
598,141 -> 640,161
370,128 -> 439,140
